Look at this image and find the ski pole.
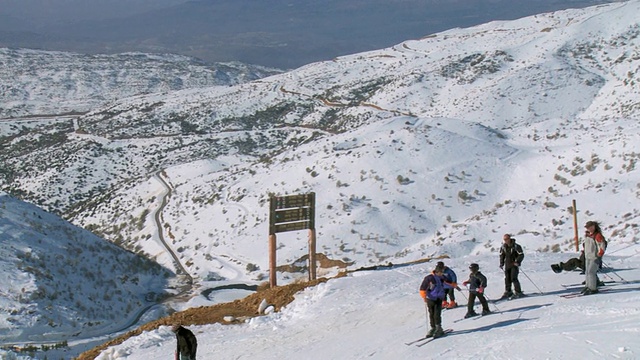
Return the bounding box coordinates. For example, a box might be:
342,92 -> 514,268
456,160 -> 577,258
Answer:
519,268 -> 544,294
601,260 -> 627,282
424,302 -> 430,333
483,293 -> 501,313
456,287 -> 468,302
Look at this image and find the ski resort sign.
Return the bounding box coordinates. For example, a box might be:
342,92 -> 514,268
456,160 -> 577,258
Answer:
268,192 -> 317,287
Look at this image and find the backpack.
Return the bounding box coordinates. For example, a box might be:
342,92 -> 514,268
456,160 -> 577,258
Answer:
427,275 -> 446,300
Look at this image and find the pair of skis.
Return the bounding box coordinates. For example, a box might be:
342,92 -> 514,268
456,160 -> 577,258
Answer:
491,293 -> 528,303
561,280 -> 616,289
405,329 -> 453,347
560,287 -> 610,298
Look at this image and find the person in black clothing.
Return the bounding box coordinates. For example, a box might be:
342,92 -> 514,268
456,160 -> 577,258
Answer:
499,234 -> 525,299
462,263 -> 490,318
172,325 -> 197,360
551,251 -> 585,273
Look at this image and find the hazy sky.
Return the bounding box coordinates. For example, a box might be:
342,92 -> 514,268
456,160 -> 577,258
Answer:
0,0 -> 188,25
0,0 -> 616,68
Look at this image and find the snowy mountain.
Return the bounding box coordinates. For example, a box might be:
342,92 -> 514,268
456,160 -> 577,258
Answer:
0,192 -> 171,345
0,48 -> 282,118
1,1 -> 640,358
4,0 -> 637,277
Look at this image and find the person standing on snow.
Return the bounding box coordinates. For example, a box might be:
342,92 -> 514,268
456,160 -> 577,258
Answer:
419,263 -> 448,338
462,263 -> 491,318
172,324 -> 198,360
499,233 -> 525,299
582,220 -> 607,295
437,261 -> 460,308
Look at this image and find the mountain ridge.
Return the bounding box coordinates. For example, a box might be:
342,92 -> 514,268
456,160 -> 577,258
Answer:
1,3 -> 639,356
2,1 -> 638,277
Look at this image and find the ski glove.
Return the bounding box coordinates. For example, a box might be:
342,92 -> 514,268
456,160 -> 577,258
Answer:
462,281 -> 469,286
597,248 -> 604,257
477,286 -> 484,294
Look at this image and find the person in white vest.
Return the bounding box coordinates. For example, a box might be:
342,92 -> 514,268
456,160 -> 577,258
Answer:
582,220 -> 607,295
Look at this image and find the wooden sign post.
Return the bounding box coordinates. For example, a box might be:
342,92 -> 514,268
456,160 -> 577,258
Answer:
572,199 -> 579,252
269,192 -> 316,288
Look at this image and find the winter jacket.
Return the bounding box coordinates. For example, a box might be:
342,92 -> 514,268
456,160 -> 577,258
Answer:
585,231 -> 606,260
175,326 -> 197,360
442,267 -> 458,289
499,239 -> 524,269
466,271 -> 488,294
420,272 -> 447,301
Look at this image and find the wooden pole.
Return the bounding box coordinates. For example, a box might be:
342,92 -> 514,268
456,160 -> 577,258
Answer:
269,234 -> 277,288
572,199 -> 579,252
309,229 -> 317,281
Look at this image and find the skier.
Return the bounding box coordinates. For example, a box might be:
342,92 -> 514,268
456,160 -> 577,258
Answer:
172,324 -> 198,360
437,261 -> 460,308
499,233 -> 525,299
551,251 -> 585,273
582,220 -> 607,295
419,263 -> 448,338
462,263 -> 491,318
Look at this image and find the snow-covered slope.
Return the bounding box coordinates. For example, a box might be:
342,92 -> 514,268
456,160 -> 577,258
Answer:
1,0 -> 638,277
97,248 -> 640,359
2,1 -> 639,282
0,48 -> 282,118
0,2 -> 639,358
0,193 -> 171,344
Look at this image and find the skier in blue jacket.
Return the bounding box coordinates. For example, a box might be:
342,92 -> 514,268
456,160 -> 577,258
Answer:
437,261 -> 460,308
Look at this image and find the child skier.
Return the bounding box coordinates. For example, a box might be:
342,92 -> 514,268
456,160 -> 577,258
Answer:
437,261 -> 460,308
462,263 -> 491,318
419,263 -> 448,338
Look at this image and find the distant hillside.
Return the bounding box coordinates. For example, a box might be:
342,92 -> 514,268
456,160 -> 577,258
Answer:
0,48 -> 282,118
1,0 -> 639,301
0,193 -> 172,343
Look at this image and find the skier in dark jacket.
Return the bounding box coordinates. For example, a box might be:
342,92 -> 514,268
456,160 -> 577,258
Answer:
437,261 -> 460,308
172,325 -> 197,360
462,263 -> 491,318
551,251 -> 585,273
499,234 -> 525,299
419,263 -> 449,338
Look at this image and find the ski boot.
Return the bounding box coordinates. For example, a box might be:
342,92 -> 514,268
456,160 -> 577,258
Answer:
426,327 -> 436,338
464,311 -> 478,319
